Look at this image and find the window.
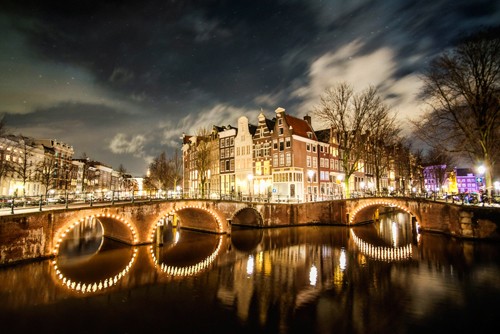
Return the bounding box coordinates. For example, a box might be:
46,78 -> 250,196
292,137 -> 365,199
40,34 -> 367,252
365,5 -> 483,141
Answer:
256,161 -> 262,175
307,156 -> 311,167
306,143 -> 310,152
285,137 -> 291,148
312,145 -> 317,153
230,147 -> 234,157
220,139 -> 225,148
230,137 -> 234,146
286,152 -> 291,166
273,154 -> 278,166
225,160 -> 230,171
313,157 -> 317,168
230,159 -> 234,171
278,118 -> 283,125
264,161 -> 270,175
221,161 -> 225,172
279,139 -> 284,151
320,158 -> 324,168
273,140 -> 278,150
279,154 -> 284,166
279,127 -> 284,135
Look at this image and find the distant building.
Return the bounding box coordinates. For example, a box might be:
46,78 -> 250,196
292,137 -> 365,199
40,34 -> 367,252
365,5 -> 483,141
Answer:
455,168 -> 479,193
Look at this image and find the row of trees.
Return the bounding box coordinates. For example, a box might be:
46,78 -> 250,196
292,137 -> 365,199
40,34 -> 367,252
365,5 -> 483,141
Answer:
413,27 -> 499,198
310,28 -> 498,198
0,118 -> 137,198
144,149 -> 183,194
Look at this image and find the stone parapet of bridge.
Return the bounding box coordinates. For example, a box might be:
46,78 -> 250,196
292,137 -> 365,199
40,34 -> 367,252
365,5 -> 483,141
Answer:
0,198 -> 498,266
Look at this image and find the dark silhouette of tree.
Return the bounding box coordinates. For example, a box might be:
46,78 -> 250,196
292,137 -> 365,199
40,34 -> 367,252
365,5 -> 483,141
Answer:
413,27 -> 499,199
9,135 -> 36,198
423,147 -> 455,194
169,149 -> 183,191
313,82 -> 397,198
194,127 -> 214,198
36,152 -> 58,196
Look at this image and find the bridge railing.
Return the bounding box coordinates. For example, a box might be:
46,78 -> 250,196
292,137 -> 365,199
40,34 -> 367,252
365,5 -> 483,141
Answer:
2,189 -> 496,214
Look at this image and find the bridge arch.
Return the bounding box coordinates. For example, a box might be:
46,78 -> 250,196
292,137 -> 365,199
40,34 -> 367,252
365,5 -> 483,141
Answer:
148,204 -> 226,242
52,213 -> 139,256
348,198 -> 421,228
231,207 -> 263,227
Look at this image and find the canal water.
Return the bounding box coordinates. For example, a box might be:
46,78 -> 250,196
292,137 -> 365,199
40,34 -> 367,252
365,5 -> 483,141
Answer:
1,210 -> 500,333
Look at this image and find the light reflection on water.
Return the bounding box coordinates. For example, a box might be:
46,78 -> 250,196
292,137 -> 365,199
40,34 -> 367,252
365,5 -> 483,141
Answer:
0,209 -> 500,333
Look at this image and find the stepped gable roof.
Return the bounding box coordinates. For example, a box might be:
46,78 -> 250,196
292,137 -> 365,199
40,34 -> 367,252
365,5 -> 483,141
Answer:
284,114 -> 317,140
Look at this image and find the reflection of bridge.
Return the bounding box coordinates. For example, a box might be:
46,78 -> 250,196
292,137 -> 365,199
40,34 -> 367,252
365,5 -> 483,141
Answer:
350,230 -> 413,262
0,197 -> 498,265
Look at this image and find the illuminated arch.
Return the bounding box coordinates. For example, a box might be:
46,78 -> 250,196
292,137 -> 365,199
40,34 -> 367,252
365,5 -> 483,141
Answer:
350,229 -> 412,262
148,205 -> 225,242
349,199 -> 420,227
51,248 -> 137,294
52,213 -> 138,256
150,235 -> 223,277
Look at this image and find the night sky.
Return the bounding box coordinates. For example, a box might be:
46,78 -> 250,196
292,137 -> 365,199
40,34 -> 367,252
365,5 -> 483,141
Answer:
1,0 -> 498,176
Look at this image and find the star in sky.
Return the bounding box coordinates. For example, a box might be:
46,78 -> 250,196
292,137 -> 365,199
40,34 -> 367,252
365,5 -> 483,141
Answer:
1,0 -> 498,175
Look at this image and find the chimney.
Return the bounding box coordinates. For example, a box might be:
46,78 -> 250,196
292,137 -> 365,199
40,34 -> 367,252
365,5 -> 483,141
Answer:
303,114 -> 311,125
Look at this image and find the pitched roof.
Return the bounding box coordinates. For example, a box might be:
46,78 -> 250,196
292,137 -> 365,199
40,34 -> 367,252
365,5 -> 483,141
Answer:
285,114 -> 317,140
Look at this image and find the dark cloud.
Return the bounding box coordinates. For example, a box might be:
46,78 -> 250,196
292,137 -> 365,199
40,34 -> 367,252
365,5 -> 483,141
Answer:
1,0 -> 498,175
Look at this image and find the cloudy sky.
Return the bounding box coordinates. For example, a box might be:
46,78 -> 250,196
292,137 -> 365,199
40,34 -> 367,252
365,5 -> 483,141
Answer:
1,0 -> 498,175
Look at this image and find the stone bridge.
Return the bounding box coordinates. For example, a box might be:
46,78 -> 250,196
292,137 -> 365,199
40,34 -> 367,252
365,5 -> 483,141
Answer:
0,197 -> 498,265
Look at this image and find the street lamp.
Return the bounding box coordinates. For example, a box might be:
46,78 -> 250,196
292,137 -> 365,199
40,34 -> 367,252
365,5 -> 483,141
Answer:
477,165 -> 486,175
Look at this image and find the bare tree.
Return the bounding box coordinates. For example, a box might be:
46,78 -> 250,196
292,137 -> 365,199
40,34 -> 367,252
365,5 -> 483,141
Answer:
423,147 -> 455,194
413,28 -> 500,199
147,151 -> 169,191
367,105 -> 400,194
168,149 -> 183,191
0,116 -> 12,187
313,82 -> 393,197
9,135 -> 36,198
194,127 -> 213,198
36,153 -> 58,196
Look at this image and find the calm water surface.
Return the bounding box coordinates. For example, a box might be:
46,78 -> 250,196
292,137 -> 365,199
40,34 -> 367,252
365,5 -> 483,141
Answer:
1,211 -> 500,334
